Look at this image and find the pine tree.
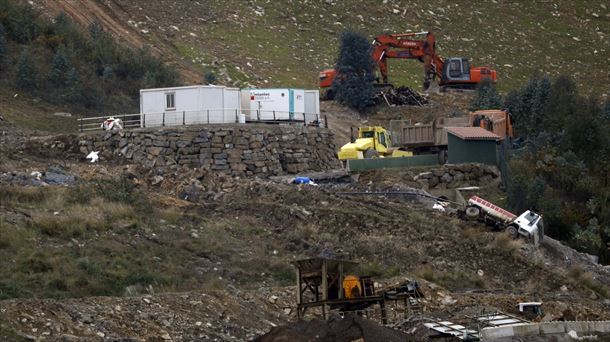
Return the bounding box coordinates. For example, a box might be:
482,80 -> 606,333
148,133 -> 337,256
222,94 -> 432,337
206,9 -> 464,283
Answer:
64,67 -> 82,104
528,75 -> 551,134
16,49 -> 37,91
545,75 -> 577,133
48,50 -> 69,85
333,31 -> 376,113
469,78 -> 503,111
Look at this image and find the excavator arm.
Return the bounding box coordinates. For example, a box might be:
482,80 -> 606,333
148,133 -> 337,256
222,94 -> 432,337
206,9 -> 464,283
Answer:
320,31 -> 496,93
372,32 -> 438,85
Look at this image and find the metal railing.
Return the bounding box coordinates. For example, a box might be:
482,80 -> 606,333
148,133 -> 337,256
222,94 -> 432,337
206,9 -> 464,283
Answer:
77,108 -> 326,132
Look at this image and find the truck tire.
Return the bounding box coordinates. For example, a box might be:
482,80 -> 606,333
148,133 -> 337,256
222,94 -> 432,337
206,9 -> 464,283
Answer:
465,206 -> 480,220
364,149 -> 380,159
506,225 -> 518,239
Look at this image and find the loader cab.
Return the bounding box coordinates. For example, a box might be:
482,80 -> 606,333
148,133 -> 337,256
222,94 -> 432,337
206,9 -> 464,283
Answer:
359,127 -> 390,153
442,57 -> 471,82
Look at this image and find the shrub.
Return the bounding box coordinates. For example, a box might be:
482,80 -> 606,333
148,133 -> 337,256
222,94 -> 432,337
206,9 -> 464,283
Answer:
567,266 -> 609,299
204,71 -> 217,85
469,78 -> 503,111
485,233 -> 523,261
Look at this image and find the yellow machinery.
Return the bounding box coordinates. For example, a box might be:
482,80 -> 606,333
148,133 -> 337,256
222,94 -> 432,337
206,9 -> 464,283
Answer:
338,126 -> 413,160
342,275 -> 362,299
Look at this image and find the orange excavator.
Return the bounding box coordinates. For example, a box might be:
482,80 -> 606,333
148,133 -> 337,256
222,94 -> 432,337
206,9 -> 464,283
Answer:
319,31 -> 497,95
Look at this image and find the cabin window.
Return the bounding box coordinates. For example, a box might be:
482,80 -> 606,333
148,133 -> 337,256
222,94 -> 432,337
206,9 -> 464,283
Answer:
362,131 -> 374,138
379,133 -> 387,147
462,59 -> 470,75
449,60 -> 462,77
166,93 -> 176,110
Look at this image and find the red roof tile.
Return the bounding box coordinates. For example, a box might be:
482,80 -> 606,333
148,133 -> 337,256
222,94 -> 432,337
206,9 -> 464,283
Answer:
445,127 -> 500,141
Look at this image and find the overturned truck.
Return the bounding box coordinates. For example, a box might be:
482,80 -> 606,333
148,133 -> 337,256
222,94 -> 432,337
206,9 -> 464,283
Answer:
462,196 -> 544,247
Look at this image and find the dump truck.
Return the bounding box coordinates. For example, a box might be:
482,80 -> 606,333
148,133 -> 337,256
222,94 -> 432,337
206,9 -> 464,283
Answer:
470,109 -> 513,141
390,110 -> 514,162
389,116 -> 470,163
338,126 -> 413,160
463,195 -> 544,246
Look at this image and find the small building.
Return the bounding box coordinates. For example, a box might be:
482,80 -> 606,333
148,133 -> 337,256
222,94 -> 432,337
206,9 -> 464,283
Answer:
139,85 -> 241,127
446,127 -> 500,165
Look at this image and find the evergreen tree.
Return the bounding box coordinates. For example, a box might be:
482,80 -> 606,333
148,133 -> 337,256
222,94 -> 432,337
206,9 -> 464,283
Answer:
16,49 -> 37,91
48,50 -> 69,85
142,70 -> 158,89
469,78 -> 503,111
530,75 -> 551,133
64,67 -> 82,103
332,31 -> 376,113
544,75 -> 577,132
89,19 -> 104,41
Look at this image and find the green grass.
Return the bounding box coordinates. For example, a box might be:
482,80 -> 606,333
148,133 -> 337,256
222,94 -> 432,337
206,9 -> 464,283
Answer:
0,179 -> 299,299
169,0 -> 609,96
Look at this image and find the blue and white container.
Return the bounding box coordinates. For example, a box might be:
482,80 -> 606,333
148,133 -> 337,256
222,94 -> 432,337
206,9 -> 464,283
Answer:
241,88 -> 305,121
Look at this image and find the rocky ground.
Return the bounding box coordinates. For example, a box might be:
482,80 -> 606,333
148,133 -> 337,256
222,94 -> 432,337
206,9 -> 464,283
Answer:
2,94 -> 610,341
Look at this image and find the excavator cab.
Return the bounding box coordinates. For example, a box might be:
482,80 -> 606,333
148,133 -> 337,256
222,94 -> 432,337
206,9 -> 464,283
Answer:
440,57 -> 497,90
442,57 -> 471,82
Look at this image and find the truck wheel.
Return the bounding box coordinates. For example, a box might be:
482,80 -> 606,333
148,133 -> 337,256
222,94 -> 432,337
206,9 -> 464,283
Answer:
364,149 -> 380,159
465,206 -> 480,220
506,225 -> 518,239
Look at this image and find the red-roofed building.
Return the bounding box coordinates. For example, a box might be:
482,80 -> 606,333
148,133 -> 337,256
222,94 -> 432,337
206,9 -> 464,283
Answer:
446,127 -> 500,165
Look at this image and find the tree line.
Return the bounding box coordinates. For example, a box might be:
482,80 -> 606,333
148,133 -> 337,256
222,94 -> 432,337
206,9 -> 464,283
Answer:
472,75 -> 610,264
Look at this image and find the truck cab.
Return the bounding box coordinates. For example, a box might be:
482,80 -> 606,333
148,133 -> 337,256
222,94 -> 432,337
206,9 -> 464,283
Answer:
512,211 -> 544,247
465,196 -> 544,247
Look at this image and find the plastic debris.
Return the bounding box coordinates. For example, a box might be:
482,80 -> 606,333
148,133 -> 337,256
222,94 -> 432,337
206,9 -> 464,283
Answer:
30,171 -> 42,180
86,151 -> 100,163
292,176 -> 317,186
101,117 -> 124,131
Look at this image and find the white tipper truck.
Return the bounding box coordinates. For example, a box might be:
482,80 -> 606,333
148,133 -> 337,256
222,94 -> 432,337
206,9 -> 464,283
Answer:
464,196 -> 544,247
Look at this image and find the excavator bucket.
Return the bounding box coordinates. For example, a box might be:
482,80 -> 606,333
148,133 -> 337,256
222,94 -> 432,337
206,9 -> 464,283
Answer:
423,80 -> 441,94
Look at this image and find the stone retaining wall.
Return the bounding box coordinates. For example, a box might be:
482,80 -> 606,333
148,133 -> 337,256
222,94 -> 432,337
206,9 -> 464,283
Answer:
414,163 -> 501,189
78,124 -> 341,177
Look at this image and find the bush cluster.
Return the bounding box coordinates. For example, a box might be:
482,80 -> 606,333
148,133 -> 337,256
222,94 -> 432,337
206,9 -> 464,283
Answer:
0,0 -> 179,113
501,75 -> 610,263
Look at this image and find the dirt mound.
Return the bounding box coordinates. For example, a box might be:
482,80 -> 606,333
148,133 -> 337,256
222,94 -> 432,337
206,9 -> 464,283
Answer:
254,314 -> 415,342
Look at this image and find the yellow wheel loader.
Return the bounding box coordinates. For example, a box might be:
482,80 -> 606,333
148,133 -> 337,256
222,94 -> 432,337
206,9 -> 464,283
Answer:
338,126 -> 413,160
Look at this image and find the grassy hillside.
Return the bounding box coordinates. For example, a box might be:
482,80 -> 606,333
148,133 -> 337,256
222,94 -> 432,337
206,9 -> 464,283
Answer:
96,0 -> 609,95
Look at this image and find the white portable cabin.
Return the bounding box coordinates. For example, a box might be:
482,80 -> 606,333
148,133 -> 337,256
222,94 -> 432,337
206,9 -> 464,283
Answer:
241,88 -> 307,121
139,85 -> 241,127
